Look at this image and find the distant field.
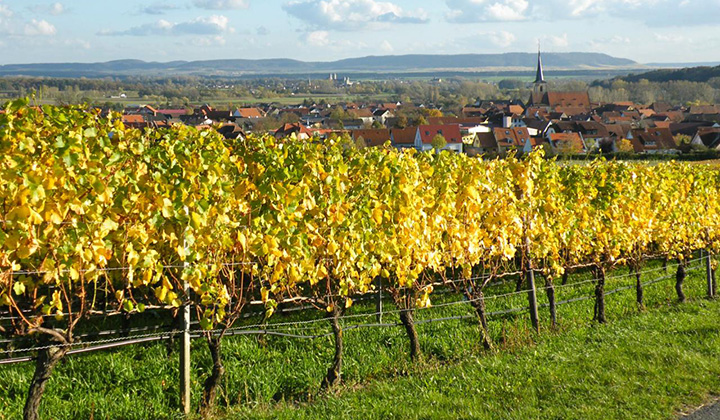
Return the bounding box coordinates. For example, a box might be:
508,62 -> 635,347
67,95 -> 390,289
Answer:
27,93 -> 396,107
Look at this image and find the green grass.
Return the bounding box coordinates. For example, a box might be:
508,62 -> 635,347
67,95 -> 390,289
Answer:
239,300 -> 720,420
0,259 -> 718,420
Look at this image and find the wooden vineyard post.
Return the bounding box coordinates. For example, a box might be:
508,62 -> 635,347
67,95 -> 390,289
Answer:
707,251 -> 715,299
180,281 -> 191,415
635,265 -> 644,309
376,277 -> 383,323
180,207 -> 191,415
525,237 -> 539,333
594,265 -> 606,324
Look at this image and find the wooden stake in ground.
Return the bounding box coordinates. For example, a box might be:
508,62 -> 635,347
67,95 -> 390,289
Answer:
594,265 -> 606,324
706,251 -> 714,299
544,274 -> 557,329
524,236 -> 539,333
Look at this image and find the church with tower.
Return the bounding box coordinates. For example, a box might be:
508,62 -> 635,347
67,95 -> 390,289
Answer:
526,49 -> 591,114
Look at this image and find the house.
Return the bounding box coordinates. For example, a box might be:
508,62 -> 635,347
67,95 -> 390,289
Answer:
576,121 -> 610,150
232,108 -> 265,119
274,123 -> 315,140
156,109 -> 187,120
121,114 -> 145,128
325,119 -> 365,130
348,108 -> 374,125
390,127 -> 418,149
372,109 -> 394,126
523,119 -> 554,138
427,116 -> 487,126
689,105 -> 720,115
351,129 -> 391,147
415,125 -> 463,153
461,107 -> 487,118
216,123 -> 246,140
466,132 -> 499,155
528,91 -> 591,112
380,102 -> 400,110
549,132 -> 585,154
492,127 -> 533,153
628,127 -> 678,154
691,126 -> 720,150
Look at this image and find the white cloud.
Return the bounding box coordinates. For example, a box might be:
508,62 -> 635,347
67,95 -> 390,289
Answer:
24,19 -> 56,36
445,0 -> 715,25
193,0 -> 249,9
0,3 -> 13,19
380,39 -> 393,52
488,31 -> 516,47
101,15 -> 233,36
654,32 -> 690,44
63,38 -> 90,49
49,3 -> 64,15
446,0 -> 529,22
305,30 -> 330,46
283,0 -> 428,30
138,2 -> 181,15
188,35 -> 227,46
543,33 -> 569,48
27,2 -> 66,16
590,35 -> 631,47
301,29 -> 368,51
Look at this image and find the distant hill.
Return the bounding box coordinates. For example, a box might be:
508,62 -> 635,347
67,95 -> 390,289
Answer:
0,53 -> 638,78
616,65 -> 720,83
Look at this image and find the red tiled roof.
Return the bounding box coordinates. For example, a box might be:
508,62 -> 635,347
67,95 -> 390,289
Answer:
122,115 -> 144,124
157,109 -> 187,117
630,127 -> 677,152
427,116 -> 486,126
350,108 -> 373,118
351,129 -> 391,147
235,108 -> 265,118
417,125 -> 462,144
391,127 -> 417,145
492,127 -> 531,149
475,132 -> 497,150
274,123 -> 314,138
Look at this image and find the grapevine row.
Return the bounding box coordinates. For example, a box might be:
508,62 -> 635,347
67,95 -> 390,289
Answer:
1,100 -> 719,418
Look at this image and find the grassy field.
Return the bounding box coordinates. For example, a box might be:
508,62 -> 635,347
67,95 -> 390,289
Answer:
29,92 -> 396,108
0,259 -> 718,419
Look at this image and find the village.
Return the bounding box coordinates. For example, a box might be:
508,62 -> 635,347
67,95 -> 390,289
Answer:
117,52 -> 720,158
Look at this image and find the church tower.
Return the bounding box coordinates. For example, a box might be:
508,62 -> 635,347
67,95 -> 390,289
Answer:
533,47 -> 547,96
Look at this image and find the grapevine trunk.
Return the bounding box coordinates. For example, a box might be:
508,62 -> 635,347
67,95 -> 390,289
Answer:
23,345 -> 68,420
200,335 -> 225,414
322,307 -> 343,389
676,261 -> 687,303
399,309 -> 420,361
545,276 -> 557,329
635,267 -> 644,308
468,292 -> 493,351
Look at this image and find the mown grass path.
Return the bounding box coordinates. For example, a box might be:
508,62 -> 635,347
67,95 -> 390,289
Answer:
234,299 -> 720,420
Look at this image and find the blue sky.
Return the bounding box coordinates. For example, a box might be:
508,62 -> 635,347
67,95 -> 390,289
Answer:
0,0 -> 719,65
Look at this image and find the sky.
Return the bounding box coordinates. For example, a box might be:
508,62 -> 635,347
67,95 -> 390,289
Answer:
0,0 -> 719,65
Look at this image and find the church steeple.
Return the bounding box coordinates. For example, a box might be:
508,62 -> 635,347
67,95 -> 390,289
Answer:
532,45 -> 547,98
534,47 -> 545,83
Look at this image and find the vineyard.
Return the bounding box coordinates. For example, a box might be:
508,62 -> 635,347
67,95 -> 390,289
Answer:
1,99 -> 719,419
